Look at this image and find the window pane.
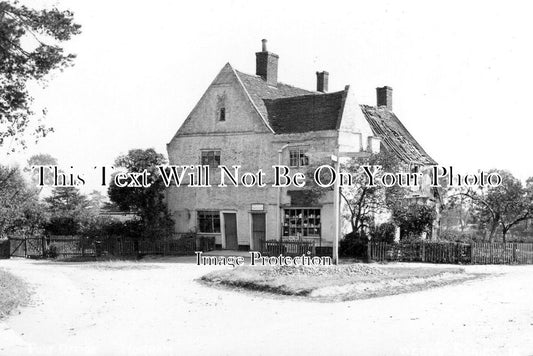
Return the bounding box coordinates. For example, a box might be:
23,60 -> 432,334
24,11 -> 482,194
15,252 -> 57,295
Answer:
201,153 -> 209,166
200,150 -> 221,168
289,149 -> 308,167
289,150 -> 299,166
283,208 -> 321,237
198,211 -> 220,233
299,151 -> 309,166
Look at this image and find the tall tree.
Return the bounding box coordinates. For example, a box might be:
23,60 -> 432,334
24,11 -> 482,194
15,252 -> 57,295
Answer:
87,190 -> 107,212
108,148 -> 173,238
0,164 -> 43,237
455,170 -> 533,242
45,186 -> 88,213
0,1 -> 81,151
44,186 -> 89,235
340,151 -> 407,234
24,153 -> 58,196
306,150 -> 408,236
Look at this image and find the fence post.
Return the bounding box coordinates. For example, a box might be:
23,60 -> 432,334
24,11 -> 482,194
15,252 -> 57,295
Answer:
367,242 -> 372,261
41,236 -> 46,258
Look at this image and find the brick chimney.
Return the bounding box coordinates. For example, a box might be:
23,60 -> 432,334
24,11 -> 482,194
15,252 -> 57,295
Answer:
376,86 -> 393,110
256,39 -> 278,86
316,71 -> 329,93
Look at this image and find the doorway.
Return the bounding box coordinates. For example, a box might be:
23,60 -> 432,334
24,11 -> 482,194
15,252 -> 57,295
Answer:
223,212 -> 238,250
251,213 -> 266,251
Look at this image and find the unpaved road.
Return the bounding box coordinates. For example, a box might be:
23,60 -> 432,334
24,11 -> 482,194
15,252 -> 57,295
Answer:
0,259 -> 532,356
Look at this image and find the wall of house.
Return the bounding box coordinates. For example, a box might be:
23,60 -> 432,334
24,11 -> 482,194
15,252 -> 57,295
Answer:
273,131 -> 338,247
166,63 -> 340,248
338,86 -> 376,153
166,130 -> 339,248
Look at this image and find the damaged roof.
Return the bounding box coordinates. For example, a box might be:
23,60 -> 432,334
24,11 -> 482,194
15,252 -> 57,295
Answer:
235,69 -> 435,165
361,105 -> 436,165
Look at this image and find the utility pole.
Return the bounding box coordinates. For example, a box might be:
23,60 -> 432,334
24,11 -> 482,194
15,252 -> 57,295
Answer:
332,150 -> 340,265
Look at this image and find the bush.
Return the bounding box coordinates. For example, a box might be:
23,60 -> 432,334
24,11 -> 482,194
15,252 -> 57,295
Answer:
339,231 -> 368,258
44,245 -> 58,259
44,216 -> 79,235
438,230 -> 476,243
392,203 -> 436,240
371,222 -> 396,243
79,216 -> 130,241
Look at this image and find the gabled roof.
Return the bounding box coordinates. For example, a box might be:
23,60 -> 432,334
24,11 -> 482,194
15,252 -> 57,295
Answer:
361,105 -> 436,165
263,91 -> 345,133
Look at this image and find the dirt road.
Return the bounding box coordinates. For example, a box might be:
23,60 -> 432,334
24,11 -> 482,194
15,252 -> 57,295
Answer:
0,258 -> 532,356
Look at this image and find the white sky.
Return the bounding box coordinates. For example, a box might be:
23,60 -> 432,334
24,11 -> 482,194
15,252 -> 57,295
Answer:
4,0 -> 533,190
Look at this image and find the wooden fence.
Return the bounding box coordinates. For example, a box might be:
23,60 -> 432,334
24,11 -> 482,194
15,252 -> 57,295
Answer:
48,235 -> 215,258
369,241 -> 533,264
262,240 -> 315,256
2,235 -> 215,259
471,242 -> 533,264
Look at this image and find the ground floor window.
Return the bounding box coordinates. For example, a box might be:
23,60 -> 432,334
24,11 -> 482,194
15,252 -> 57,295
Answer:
198,211 -> 220,233
283,208 -> 321,238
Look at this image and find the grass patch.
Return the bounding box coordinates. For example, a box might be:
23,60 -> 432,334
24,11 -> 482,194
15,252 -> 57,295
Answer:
201,264 -> 481,301
0,268 -> 31,319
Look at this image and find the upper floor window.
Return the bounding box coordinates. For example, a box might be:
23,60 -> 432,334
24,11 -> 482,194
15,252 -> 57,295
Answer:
289,148 -> 309,167
201,150 -> 221,168
217,93 -> 227,122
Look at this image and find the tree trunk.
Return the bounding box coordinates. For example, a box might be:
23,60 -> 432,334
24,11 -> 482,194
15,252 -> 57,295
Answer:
488,221 -> 498,243
502,229 -> 508,244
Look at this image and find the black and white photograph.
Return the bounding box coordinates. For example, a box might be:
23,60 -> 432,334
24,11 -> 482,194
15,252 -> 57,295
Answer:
1,1 -> 533,355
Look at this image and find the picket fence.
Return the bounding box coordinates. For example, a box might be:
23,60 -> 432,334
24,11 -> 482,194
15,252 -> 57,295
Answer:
46,235 -> 215,258
263,240 -> 315,256
369,241 -> 533,265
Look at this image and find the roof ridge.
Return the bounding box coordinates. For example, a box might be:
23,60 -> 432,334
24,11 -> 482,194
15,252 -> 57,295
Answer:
234,68 -> 319,94
264,90 -> 345,102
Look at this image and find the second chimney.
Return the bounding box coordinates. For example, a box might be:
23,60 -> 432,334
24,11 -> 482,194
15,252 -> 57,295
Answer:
256,39 -> 279,86
316,71 -> 329,93
376,86 -> 393,110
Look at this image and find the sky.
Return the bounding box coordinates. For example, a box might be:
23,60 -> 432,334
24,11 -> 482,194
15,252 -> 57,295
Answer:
3,0 -> 533,190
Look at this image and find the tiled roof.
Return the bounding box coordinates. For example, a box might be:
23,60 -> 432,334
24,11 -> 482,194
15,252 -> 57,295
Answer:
235,70 -> 318,121
234,69 -> 435,165
361,105 -> 437,165
263,91 -> 345,133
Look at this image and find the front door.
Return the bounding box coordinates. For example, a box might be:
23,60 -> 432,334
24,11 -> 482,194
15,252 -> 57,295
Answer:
223,213 -> 238,250
251,213 -> 266,251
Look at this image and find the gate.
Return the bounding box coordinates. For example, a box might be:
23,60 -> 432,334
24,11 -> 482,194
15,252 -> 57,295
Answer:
10,236 -> 45,258
0,240 -> 10,259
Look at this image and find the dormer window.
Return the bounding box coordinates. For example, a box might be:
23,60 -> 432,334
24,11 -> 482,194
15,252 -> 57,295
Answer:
219,107 -> 226,121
